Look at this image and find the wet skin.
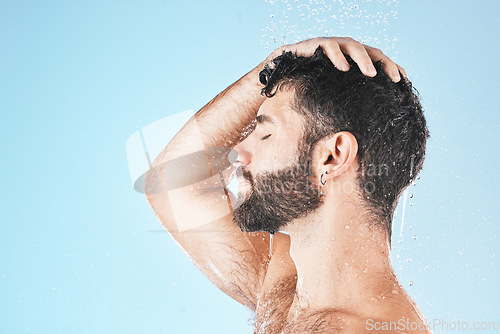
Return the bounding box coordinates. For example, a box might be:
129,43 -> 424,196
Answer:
145,37 -> 429,333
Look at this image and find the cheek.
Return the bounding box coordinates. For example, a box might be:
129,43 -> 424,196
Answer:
257,138 -> 300,171
274,131 -> 301,164
252,148 -> 275,172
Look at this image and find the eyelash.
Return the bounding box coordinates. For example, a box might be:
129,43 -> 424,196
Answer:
261,134 -> 271,141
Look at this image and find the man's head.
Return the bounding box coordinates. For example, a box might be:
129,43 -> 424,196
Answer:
232,46 -> 429,239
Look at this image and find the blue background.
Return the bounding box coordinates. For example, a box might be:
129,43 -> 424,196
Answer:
1,0 -> 498,333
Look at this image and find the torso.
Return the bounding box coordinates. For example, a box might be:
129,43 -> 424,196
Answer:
253,233 -> 430,334
253,275 -> 355,334
253,278 -> 431,334
253,233 -> 351,334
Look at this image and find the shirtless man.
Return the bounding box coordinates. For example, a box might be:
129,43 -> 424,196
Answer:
144,36 -> 430,333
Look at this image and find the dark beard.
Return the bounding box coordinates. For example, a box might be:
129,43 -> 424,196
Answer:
232,152 -> 324,234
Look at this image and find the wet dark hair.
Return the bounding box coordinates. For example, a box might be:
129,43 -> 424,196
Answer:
258,46 -> 429,239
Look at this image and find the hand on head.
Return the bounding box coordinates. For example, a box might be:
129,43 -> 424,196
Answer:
268,36 -> 406,83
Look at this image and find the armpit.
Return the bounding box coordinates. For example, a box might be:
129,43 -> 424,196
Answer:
253,275 -> 297,334
281,309 -> 351,334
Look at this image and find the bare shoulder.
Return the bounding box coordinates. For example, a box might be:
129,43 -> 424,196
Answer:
345,301 -> 431,334
282,308 -> 431,334
347,316 -> 431,334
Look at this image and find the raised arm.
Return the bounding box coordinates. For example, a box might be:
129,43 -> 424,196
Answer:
144,55 -> 271,310
143,37 -> 404,310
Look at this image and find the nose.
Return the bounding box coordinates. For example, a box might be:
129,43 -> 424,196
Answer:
232,139 -> 252,168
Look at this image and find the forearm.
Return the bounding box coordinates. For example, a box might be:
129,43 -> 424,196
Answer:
144,56 -> 274,212
195,61 -> 268,148
156,57 -> 271,166
141,58 -> 273,294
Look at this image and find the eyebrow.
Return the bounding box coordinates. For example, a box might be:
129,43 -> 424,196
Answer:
255,114 -> 275,125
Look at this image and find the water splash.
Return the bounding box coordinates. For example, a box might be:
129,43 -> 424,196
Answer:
262,0 -> 400,54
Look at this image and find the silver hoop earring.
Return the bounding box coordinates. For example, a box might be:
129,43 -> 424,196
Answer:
320,171 -> 328,185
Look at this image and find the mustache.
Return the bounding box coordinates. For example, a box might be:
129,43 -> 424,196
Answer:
238,167 -> 254,185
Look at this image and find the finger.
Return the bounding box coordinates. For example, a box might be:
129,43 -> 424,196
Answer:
321,40 -> 350,72
397,65 -> 408,79
364,45 -> 401,82
380,56 -> 401,82
338,38 -> 377,77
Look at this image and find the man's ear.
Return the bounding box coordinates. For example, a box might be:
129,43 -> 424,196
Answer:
316,131 -> 358,182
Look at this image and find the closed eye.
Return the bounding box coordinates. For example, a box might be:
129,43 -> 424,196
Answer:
261,134 -> 271,140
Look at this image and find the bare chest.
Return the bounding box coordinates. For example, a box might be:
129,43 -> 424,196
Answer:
253,277 -> 347,334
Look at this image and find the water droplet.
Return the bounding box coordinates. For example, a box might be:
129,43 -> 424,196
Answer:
412,235 -> 418,240
408,281 -> 414,286
344,225 -> 350,229
409,193 -> 413,198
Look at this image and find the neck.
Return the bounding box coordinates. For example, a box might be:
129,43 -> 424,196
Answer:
281,196 -> 397,317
